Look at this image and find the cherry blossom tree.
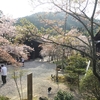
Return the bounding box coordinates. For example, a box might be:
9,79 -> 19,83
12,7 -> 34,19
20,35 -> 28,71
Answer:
30,0 -> 100,81
0,16 -> 16,41
0,16 -> 33,66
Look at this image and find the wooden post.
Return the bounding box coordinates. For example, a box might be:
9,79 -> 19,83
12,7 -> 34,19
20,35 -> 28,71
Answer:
56,67 -> 58,82
27,73 -> 33,100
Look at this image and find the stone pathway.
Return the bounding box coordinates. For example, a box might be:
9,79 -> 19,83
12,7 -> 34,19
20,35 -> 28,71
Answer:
0,60 -> 83,100
0,60 -> 68,100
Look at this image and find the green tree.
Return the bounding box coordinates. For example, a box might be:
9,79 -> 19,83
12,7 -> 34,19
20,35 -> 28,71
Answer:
15,18 -> 40,44
65,55 -> 87,87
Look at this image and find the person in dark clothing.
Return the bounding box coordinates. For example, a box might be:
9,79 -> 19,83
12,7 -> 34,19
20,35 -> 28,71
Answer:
48,87 -> 52,94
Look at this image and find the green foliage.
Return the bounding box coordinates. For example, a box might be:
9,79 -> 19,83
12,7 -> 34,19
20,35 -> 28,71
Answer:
12,70 -> 25,100
54,90 -> 74,100
64,55 -> 87,86
65,73 -> 78,84
65,55 -> 87,74
58,75 -> 65,82
80,70 -> 100,100
0,95 -> 10,100
55,59 -> 68,69
67,55 -> 87,68
17,12 -> 92,31
65,55 -> 87,73
73,68 -> 86,74
15,18 -> 39,44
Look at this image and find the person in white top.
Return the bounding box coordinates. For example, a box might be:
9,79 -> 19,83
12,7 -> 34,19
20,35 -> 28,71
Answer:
1,64 -> 7,85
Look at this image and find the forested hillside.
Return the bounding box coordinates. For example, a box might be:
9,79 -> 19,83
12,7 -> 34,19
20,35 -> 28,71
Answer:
17,12 -> 100,31
16,12 -> 87,31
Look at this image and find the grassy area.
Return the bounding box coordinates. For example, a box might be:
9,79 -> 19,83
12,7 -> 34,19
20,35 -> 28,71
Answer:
33,96 -> 38,100
0,95 -> 10,100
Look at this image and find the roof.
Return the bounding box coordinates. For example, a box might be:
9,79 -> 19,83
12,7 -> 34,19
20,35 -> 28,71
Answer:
94,30 -> 100,41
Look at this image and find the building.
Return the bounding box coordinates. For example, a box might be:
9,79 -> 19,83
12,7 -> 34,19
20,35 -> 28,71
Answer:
24,40 -> 43,60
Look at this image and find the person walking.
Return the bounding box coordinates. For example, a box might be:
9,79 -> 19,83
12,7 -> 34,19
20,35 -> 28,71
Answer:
1,64 -> 7,85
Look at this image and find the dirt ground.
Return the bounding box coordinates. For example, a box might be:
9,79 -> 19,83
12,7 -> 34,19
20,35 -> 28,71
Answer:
0,60 -> 82,100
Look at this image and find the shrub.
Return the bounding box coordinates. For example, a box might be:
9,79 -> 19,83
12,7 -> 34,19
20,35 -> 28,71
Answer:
39,96 -> 48,100
65,73 -> 78,84
58,75 -> 65,82
54,90 -> 74,100
80,70 -> 100,100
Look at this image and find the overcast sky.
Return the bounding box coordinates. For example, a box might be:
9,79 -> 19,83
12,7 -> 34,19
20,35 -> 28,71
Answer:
0,0 -> 100,19
0,0 -> 36,18
0,0 -> 54,18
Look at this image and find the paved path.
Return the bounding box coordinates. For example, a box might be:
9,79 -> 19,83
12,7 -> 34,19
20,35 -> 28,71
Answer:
0,60 -> 67,100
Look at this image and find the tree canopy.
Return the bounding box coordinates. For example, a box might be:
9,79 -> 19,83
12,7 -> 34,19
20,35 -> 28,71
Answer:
29,0 -> 100,81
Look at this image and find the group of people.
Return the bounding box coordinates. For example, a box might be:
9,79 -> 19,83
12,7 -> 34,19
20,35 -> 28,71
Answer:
0,64 -> 7,85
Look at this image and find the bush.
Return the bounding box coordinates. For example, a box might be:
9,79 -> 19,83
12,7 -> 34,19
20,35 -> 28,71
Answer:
80,70 -> 100,100
65,73 -> 78,84
54,90 -> 74,100
58,75 -> 65,82
39,96 -> 48,100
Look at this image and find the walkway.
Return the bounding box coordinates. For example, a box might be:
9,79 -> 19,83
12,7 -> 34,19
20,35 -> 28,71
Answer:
0,60 -> 67,100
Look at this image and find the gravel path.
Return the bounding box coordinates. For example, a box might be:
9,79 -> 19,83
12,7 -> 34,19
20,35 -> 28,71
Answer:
0,60 -> 68,100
